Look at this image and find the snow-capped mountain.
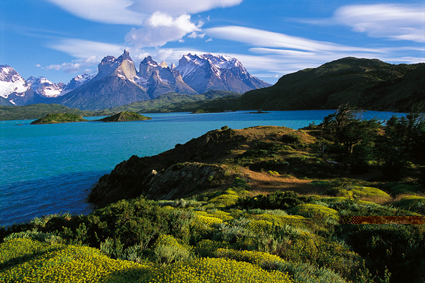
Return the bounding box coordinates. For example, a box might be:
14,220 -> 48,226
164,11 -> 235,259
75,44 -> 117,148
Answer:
176,54 -> 270,94
0,65 -> 95,105
61,74 -> 94,95
55,50 -> 151,110
1,51 -> 269,109
26,76 -> 66,98
0,65 -> 30,104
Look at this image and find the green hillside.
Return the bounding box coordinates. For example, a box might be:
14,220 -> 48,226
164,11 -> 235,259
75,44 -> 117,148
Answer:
240,57 -> 425,112
0,104 -> 95,121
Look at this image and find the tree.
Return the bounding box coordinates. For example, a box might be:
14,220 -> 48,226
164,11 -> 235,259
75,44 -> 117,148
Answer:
321,104 -> 380,173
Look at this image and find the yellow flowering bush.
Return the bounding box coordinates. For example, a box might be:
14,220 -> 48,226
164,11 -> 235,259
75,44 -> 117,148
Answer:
246,219 -> 274,234
215,248 -> 285,266
288,203 -> 340,223
209,189 -> 239,207
0,238 -> 148,283
336,186 -> 392,201
252,214 -> 310,230
191,214 -> 223,236
141,257 -> 294,283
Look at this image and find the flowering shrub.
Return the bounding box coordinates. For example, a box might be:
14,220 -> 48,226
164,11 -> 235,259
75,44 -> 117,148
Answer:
0,238 -> 148,283
209,189 -> 239,207
191,214 -> 223,237
153,234 -> 192,264
142,257 -> 294,283
289,203 -> 340,223
215,248 -> 285,266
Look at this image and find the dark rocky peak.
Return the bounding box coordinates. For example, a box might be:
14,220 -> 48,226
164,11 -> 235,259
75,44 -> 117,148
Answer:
97,50 -> 134,79
118,49 -> 132,62
140,55 -> 158,66
139,56 -> 161,77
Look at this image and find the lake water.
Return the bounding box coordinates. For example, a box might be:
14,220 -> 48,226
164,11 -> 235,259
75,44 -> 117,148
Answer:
0,110 -> 404,227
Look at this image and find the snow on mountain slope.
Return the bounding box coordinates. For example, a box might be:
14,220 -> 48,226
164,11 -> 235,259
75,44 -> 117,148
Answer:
0,65 -> 29,100
27,76 -> 66,98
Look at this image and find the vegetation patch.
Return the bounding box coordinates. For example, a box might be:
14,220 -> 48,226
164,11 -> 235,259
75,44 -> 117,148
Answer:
98,111 -> 151,122
30,113 -> 87,124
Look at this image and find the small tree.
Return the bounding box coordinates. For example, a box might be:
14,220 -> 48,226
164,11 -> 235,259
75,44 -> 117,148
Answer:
378,104 -> 425,180
321,104 -> 380,172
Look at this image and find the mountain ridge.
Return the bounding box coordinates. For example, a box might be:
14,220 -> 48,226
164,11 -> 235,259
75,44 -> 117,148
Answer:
239,57 -> 425,112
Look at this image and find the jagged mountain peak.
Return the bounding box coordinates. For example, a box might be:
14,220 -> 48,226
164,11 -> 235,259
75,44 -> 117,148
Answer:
141,55 -> 158,66
97,50 -> 135,78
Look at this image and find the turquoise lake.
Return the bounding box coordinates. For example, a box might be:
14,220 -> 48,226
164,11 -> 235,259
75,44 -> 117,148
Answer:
0,110 -> 404,227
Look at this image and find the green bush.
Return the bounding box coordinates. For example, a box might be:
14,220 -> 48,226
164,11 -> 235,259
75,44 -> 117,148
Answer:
335,224 -> 425,283
234,191 -> 315,210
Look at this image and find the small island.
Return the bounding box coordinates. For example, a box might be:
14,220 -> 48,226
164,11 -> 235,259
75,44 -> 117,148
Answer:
30,113 -> 88,124
98,111 -> 152,122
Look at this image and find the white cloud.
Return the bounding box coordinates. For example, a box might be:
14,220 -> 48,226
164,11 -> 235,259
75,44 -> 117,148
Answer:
46,0 -> 146,25
301,4 -> 425,43
45,39 -> 126,74
125,12 -> 200,47
46,0 -> 242,25
205,26 -> 381,53
49,38 -> 125,59
45,56 -> 98,73
128,0 -> 243,17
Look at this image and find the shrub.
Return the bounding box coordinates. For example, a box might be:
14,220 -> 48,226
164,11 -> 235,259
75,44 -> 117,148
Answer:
209,189 -> 239,207
335,224 -> 425,283
153,234 -> 192,264
234,191 -> 314,210
333,186 -> 392,202
289,203 -> 340,224
140,257 -> 294,283
272,260 -> 348,283
194,239 -> 229,257
391,195 -> 425,214
0,238 -> 148,282
215,248 -> 285,266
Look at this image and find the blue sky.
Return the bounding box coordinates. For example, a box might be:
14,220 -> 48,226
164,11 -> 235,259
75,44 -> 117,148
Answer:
1,0 -> 424,84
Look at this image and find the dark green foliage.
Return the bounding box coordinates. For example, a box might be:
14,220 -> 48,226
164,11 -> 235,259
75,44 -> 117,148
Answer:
233,191 -> 315,210
321,104 -> 380,158
0,197 -> 195,253
378,111 -> 425,180
335,224 -> 425,283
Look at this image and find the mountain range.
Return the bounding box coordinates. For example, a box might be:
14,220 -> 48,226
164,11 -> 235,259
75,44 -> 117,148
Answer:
0,51 -> 270,110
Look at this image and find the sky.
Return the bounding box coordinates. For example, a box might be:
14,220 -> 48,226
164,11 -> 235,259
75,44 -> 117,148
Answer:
1,0 -> 424,85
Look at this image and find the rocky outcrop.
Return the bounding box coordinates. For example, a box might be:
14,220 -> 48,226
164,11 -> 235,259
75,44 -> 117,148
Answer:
88,128 -> 246,207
